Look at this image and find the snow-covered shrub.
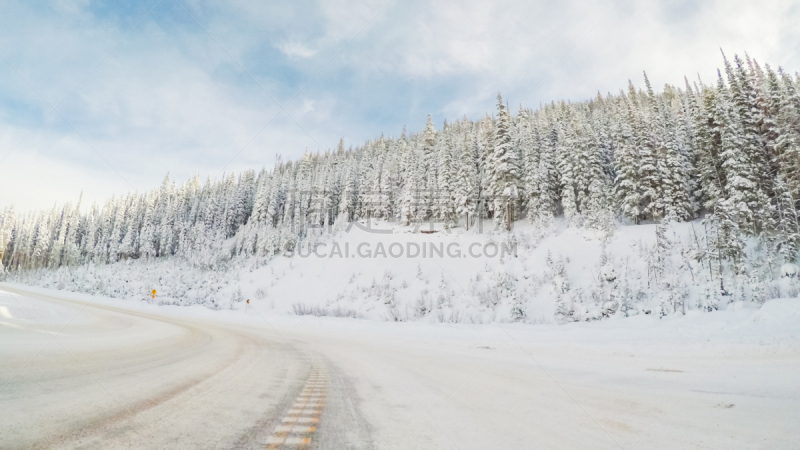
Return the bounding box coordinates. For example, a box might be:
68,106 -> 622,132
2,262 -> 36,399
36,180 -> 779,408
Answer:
292,303 -> 360,318
781,263 -> 800,278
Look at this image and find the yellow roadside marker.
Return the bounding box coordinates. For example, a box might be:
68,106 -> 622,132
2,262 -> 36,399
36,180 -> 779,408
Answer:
151,289 -> 156,299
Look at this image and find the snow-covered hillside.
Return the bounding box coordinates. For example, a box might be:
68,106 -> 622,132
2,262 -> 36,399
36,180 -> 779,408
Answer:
3,52 -> 800,325
14,218 -> 800,323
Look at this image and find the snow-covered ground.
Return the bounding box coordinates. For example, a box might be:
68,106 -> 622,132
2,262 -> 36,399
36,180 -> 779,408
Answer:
1,283 -> 799,448
13,219 -> 800,325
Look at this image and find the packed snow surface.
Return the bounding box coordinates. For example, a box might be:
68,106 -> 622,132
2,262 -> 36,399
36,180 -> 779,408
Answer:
1,284 -> 798,448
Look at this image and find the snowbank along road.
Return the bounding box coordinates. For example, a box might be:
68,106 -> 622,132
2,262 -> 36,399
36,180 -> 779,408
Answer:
1,284 -> 799,449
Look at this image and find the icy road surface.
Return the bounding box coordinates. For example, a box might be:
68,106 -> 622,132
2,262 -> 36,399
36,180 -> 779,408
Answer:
1,284 -> 799,449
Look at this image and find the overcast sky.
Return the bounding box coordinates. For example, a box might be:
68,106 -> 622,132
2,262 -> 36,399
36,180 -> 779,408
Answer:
1,0 -> 798,211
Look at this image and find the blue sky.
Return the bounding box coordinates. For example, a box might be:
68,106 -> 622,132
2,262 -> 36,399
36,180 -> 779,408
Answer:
1,0 -> 799,211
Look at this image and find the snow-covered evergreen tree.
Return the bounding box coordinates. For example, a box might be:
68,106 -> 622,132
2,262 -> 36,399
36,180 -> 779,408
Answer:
489,94 -> 521,231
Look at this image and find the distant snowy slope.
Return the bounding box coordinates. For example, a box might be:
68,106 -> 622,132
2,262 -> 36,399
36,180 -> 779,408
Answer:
16,218 -> 800,324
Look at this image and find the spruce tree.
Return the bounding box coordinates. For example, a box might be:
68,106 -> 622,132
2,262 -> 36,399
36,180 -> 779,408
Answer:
453,132 -> 478,229
614,94 -> 642,222
489,94 -> 520,231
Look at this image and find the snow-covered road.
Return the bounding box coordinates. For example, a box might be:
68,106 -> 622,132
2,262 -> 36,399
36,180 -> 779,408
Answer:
0,286 -> 370,449
1,284 -> 799,449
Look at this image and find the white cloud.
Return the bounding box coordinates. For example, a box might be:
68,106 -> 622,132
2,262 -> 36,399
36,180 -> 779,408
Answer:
313,0 -> 800,109
276,41 -> 317,58
1,0 -> 799,211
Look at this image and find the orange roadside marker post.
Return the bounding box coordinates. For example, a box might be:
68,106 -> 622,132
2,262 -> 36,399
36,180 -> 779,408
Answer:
245,299 -> 250,313
151,289 -> 156,299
